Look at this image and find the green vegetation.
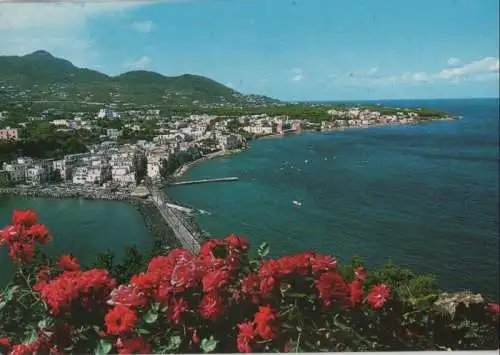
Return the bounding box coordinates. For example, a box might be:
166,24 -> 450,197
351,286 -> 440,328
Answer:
0,123 -> 93,164
0,51 -> 278,107
132,151 -> 148,185
159,148 -> 202,180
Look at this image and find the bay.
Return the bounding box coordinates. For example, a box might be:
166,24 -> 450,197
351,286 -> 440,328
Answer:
168,98 -> 500,300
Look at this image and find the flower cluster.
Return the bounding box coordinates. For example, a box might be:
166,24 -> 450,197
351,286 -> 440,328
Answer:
1,210 -> 498,354
0,209 -> 50,264
34,263 -> 116,316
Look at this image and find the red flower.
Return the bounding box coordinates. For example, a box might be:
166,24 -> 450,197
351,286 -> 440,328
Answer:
105,305 -> 138,335
348,279 -> 364,307
36,269 -> 116,315
315,271 -> 350,307
12,209 -> 37,227
366,284 -> 391,309
37,266 -> 51,282
311,254 -> 338,274
108,285 -> 147,309
0,336 -> 11,348
8,241 -> 35,264
354,266 -> 366,281
57,255 -> 80,271
487,303 -> 500,314
202,269 -> 229,293
117,336 -> 151,354
254,305 -> 277,340
236,321 -> 256,353
166,297 -> 189,325
224,233 -> 249,252
199,291 -> 225,320
259,276 -> 276,298
27,224 -> 51,244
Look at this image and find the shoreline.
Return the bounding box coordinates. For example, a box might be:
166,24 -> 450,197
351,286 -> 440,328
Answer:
171,117 -> 454,179
172,148 -> 246,178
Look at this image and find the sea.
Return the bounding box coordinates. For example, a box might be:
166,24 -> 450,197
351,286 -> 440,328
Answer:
0,197 -> 152,285
168,98 -> 500,300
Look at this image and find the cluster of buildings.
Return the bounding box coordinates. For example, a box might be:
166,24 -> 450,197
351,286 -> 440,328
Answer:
321,108 -> 420,130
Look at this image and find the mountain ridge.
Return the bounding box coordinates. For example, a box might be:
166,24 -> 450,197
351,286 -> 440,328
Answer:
0,50 -> 279,107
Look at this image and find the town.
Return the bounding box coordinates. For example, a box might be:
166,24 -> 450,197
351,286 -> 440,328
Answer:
0,105 -> 449,193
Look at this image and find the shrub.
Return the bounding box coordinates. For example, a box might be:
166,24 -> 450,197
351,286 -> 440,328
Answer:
0,210 -> 499,354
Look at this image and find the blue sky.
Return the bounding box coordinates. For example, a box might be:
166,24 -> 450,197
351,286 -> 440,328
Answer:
0,0 -> 499,101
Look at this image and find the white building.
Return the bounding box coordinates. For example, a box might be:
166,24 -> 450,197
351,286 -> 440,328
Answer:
107,129 -> 123,140
26,165 -> 48,185
2,163 -> 26,184
242,126 -> 273,135
218,134 -> 242,151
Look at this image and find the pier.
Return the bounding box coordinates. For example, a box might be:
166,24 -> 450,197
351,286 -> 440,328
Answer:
169,176 -> 239,187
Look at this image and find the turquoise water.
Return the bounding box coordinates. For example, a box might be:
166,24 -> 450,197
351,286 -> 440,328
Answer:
0,197 -> 152,284
169,98 -> 499,299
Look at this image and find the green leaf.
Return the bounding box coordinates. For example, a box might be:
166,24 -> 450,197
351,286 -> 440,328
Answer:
94,339 -> 112,355
201,337 -> 219,353
136,328 -> 151,335
0,300 -> 7,311
23,329 -> 38,345
258,242 -> 270,258
249,260 -> 260,272
143,310 -> 158,324
4,285 -> 19,302
165,335 -> 182,351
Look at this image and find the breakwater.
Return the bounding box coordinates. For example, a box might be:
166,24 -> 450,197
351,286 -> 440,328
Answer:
0,186 -> 131,201
148,184 -> 204,254
128,199 -> 182,250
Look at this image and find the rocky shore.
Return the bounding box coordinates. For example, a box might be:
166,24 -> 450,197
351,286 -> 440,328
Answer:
0,185 -> 132,201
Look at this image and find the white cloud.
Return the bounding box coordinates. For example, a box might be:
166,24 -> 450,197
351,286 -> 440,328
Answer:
291,68 -> 304,82
438,57 -> 499,79
0,1 -> 153,68
447,57 -> 462,66
364,66 -> 379,76
335,57 -> 499,87
130,20 -> 153,33
124,56 -> 151,70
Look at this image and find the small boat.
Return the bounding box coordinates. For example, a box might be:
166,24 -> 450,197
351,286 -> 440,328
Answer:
304,159 -> 309,163
292,200 -> 302,207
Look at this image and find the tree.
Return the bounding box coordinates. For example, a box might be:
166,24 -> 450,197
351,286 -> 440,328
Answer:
133,151 -> 148,185
48,168 -> 62,184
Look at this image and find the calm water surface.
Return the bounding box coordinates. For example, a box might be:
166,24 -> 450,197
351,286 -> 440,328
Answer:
169,98 -> 499,299
0,197 -> 152,285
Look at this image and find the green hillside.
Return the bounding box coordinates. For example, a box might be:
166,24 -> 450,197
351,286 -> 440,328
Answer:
0,50 -> 279,107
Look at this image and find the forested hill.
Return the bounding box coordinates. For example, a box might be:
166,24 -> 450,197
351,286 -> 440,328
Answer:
0,50 -> 279,107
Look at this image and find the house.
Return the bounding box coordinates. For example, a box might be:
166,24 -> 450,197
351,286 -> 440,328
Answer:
106,129 -> 123,140
2,163 -> 26,184
26,165 -> 48,185
218,134 -> 243,151
0,127 -> 19,140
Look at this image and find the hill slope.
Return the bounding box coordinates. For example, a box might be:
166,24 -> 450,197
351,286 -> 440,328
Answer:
0,51 -> 279,107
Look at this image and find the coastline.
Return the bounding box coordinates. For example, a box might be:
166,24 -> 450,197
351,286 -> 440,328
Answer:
172,148 -> 246,178
171,117 -> 454,179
